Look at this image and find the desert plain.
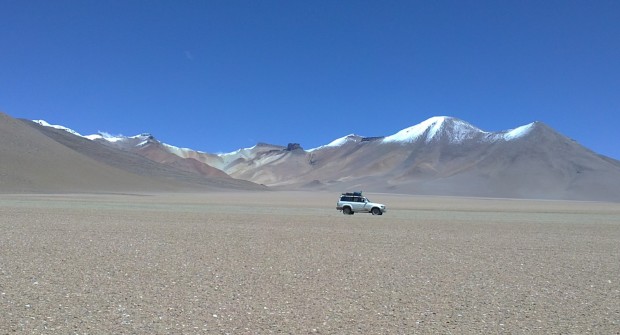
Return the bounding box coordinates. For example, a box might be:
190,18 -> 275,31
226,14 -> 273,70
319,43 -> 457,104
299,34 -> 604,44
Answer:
0,191 -> 619,334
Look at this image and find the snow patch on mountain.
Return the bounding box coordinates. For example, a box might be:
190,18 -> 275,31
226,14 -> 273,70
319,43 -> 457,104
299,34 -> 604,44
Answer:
163,143 -> 207,157
85,132 -> 128,143
33,119 -> 212,159
308,134 -> 359,152
33,120 -> 139,144
500,123 -> 535,140
218,145 -> 257,157
383,117 -> 439,143
212,145 -> 259,167
33,120 -> 83,137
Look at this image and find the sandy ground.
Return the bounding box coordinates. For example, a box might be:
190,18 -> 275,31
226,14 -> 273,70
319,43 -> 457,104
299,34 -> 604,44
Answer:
1,191 -> 619,334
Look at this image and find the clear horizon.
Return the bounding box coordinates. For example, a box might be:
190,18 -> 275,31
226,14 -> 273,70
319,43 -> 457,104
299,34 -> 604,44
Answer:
1,1 -> 619,159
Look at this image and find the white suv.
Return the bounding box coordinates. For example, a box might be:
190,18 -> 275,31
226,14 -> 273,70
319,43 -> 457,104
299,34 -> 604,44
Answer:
337,192 -> 387,215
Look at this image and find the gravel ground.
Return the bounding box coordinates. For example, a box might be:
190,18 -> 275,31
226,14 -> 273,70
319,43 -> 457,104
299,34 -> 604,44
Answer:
1,192 -> 619,334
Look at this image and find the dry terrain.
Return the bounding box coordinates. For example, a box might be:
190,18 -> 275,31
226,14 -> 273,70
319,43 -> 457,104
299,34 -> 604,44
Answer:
1,191 -> 619,334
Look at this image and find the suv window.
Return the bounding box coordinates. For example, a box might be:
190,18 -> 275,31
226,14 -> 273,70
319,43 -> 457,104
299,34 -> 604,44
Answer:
340,196 -> 366,202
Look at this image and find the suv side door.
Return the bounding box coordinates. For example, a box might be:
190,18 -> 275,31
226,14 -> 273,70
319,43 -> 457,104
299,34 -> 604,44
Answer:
361,197 -> 372,212
351,196 -> 365,212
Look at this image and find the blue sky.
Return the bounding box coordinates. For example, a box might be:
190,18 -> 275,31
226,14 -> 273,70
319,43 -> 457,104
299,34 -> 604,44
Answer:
1,1 -> 619,158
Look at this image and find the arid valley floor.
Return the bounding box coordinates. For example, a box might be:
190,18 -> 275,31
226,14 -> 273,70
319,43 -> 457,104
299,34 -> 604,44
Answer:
1,191 -> 619,334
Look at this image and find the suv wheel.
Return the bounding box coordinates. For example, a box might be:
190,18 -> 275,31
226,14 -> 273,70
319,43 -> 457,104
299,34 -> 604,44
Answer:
371,207 -> 382,215
343,207 -> 353,215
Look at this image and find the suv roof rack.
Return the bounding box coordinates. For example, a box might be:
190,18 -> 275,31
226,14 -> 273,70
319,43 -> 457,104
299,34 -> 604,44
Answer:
342,191 -> 363,196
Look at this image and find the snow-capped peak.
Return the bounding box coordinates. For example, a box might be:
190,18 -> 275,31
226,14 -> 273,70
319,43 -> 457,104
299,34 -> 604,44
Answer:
84,132 -> 159,146
307,134 -> 359,152
499,123 -> 535,141
33,119 -> 157,145
382,116 -> 483,144
33,120 -> 83,137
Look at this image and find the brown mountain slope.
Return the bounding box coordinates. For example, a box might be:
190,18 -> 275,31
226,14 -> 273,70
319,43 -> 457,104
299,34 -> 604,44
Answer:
19,118 -> 264,192
0,112 -> 177,193
82,133 -> 232,179
0,112 -> 264,193
120,137 -> 231,179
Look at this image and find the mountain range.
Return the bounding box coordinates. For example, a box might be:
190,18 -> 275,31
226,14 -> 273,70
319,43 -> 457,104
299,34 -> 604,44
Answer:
0,112 -> 263,193
2,111 -> 620,201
